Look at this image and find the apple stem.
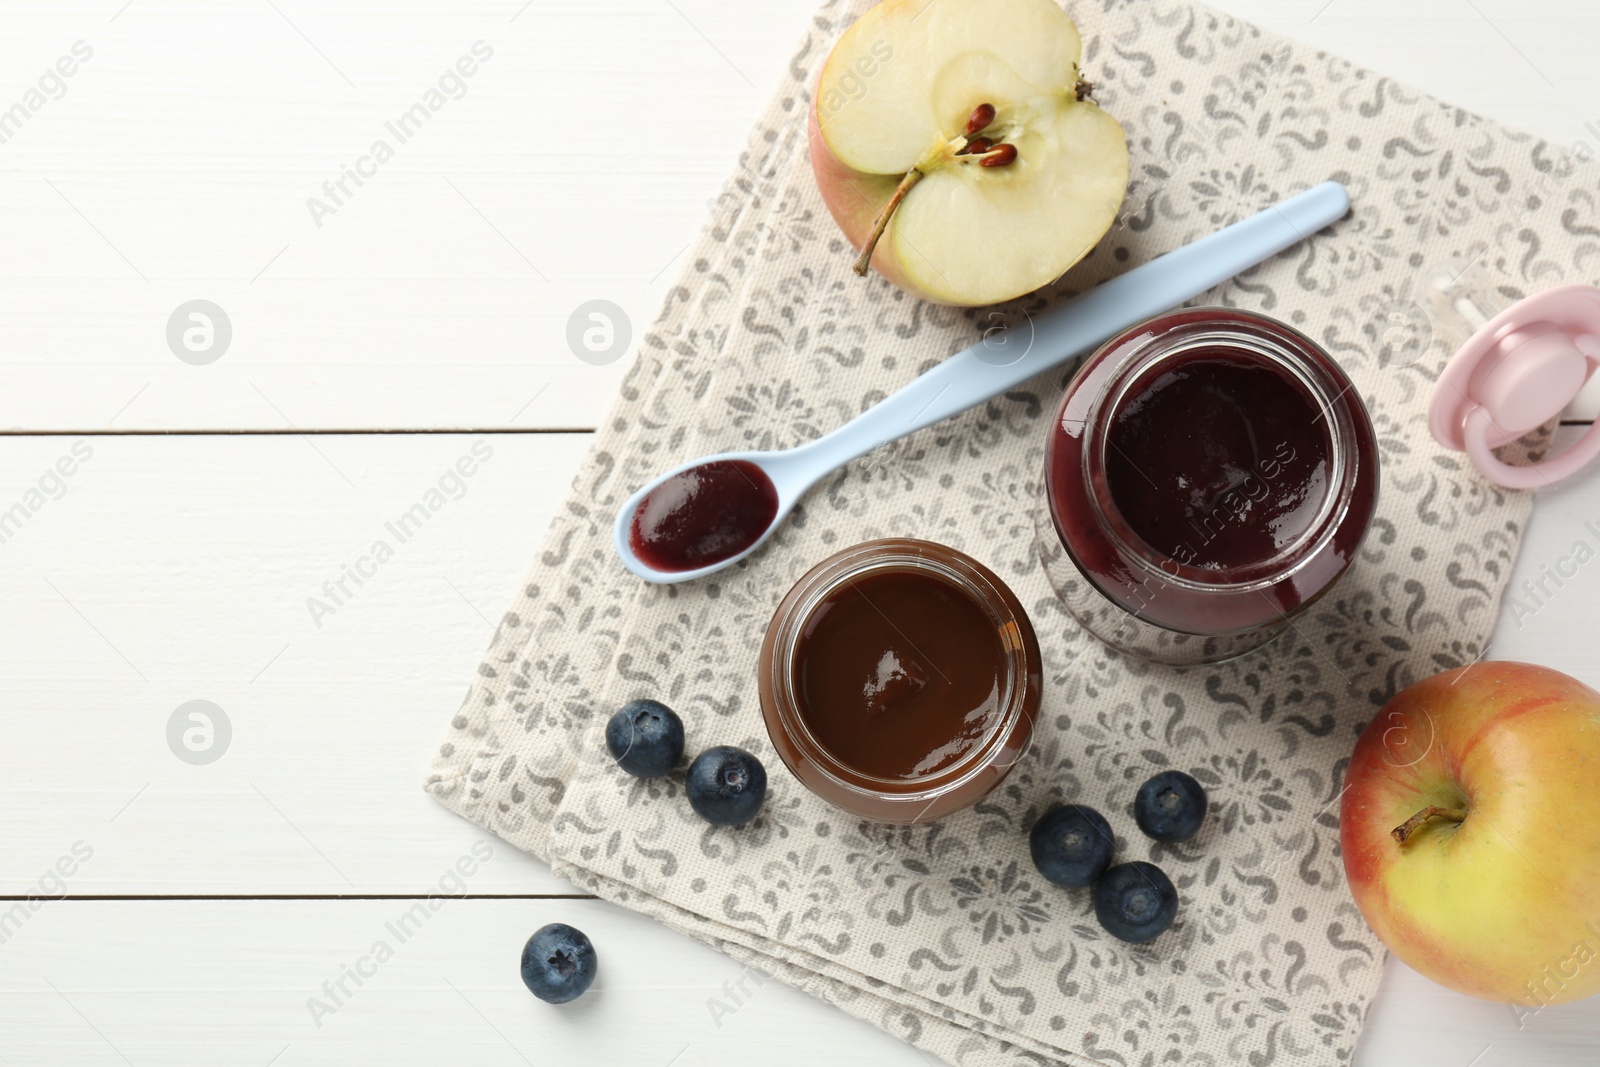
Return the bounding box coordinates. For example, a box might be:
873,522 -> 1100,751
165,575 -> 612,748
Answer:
852,168 -> 924,277
1390,805 -> 1467,846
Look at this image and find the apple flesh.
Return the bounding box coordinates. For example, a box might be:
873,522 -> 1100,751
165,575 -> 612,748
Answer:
809,0 -> 1129,307
1341,662 -> 1600,1006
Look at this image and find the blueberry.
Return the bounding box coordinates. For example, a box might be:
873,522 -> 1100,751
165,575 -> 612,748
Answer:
520,923 -> 597,1003
1093,861 -> 1178,944
686,745 -> 767,826
1133,770 -> 1208,842
1029,805 -> 1114,888
605,699 -> 685,778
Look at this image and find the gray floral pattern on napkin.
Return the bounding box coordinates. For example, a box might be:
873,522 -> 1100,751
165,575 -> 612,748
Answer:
428,1 -> 1595,1063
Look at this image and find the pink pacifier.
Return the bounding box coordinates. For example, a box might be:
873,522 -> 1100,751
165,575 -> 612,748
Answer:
1430,284 -> 1600,489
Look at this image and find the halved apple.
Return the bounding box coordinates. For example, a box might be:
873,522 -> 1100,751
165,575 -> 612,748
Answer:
810,0 -> 1129,307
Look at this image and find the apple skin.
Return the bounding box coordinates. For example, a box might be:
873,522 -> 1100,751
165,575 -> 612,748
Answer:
1341,661 -> 1600,1006
806,97 -> 916,296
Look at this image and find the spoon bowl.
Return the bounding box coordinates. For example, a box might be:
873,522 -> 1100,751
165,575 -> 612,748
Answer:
613,447 -> 817,583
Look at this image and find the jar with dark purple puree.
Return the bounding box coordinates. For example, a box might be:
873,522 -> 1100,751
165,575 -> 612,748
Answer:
1040,307 -> 1379,665
759,539 -> 1041,824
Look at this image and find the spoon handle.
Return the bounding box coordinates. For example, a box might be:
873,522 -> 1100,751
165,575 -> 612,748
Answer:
798,181 -> 1350,469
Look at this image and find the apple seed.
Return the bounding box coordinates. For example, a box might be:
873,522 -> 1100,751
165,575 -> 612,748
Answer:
965,102 -> 996,136
979,143 -> 1019,168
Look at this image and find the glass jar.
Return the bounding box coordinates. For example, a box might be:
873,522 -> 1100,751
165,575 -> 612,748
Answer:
758,539 -> 1041,824
1038,307 -> 1379,665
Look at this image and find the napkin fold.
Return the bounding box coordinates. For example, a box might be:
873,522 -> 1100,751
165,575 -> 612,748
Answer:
429,2 -> 1590,1062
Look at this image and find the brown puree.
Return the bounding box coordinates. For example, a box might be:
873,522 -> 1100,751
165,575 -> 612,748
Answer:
794,570 -> 1005,780
759,539 -> 1040,824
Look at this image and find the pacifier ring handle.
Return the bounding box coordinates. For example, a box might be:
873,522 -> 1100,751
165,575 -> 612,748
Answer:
1430,284 -> 1600,487
1464,405 -> 1600,489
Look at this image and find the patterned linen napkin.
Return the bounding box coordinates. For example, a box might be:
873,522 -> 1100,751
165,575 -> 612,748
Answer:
428,1 -> 1594,1061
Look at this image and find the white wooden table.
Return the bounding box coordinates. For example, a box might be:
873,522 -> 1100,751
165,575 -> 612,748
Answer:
2,1 -> 1598,1063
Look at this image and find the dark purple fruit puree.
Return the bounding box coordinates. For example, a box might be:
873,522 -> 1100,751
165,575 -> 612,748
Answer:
1045,307 -> 1378,640
628,459 -> 779,573
1105,354 -> 1330,569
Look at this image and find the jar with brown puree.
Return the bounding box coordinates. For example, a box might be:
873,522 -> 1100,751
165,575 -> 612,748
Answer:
759,539 -> 1041,823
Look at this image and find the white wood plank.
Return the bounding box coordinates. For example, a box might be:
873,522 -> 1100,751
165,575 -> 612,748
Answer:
0,898 -> 925,1066
0,898 -> 1594,1066
1359,957 -> 1600,1066
3,427 -> 1600,898
0,0 -> 821,432
0,432 -> 595,896
3,0 -> 1600,431
0,440 -> 1594,1053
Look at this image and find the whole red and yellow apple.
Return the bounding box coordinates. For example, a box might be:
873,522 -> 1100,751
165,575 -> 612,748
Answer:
1341,661 -> 1600,1006
809,0 -> 1129,306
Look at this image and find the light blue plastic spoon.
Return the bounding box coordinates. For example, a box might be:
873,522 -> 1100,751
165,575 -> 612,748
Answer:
615,180 -> 1351,583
